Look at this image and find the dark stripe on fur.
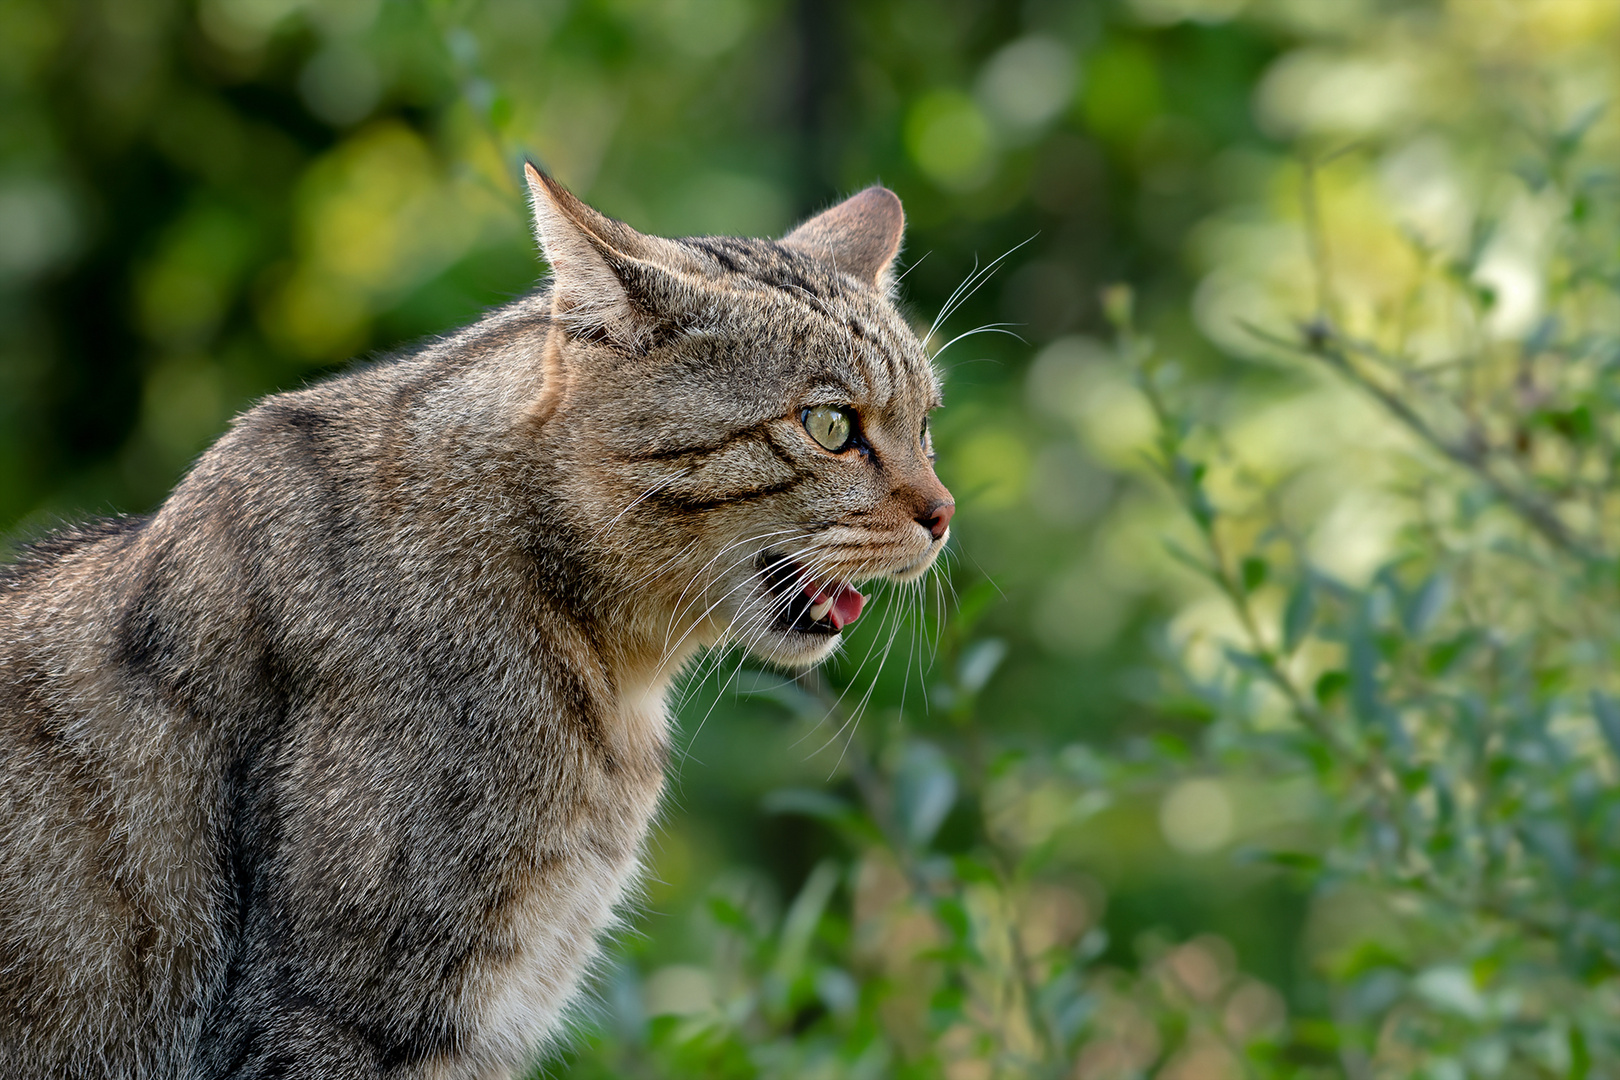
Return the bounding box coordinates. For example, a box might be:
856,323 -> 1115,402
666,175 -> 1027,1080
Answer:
651,477 -> 804,514
619,418 -> 780,463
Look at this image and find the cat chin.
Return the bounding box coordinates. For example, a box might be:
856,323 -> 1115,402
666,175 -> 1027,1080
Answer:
748,627 -> 844,668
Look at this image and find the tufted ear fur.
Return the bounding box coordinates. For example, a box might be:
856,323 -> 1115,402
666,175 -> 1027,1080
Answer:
782,186 -> 906,289
525,163 -> 697,347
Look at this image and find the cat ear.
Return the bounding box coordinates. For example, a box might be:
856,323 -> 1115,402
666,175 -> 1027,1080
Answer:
524,163 -> 689,346
782,186 -> 906,288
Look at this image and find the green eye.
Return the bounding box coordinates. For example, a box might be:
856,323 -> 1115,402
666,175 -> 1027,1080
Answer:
803,405 -> 856,452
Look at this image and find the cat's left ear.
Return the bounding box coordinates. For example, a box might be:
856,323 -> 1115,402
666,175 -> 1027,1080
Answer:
782,186 -> 906,290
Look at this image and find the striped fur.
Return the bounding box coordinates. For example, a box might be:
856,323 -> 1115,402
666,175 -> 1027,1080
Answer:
0,168 -> 951,1079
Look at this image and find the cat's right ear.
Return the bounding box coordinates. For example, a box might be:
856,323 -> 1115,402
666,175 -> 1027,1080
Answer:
782,186 -> 906,290
525,163 -> 686,348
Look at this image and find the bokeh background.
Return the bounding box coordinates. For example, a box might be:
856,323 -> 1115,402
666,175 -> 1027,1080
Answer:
8,0 -> 1620,1076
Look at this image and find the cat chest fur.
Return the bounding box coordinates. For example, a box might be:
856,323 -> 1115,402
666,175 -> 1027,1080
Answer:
448,667 -> 674,1077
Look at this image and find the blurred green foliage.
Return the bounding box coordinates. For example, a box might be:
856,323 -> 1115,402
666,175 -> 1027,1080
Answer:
8,0 -> 1620,1076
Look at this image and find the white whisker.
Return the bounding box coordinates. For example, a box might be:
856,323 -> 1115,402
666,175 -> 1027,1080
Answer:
589,467 -> 692,543
931,324 -> 1025,362
925,235 -> 1037,349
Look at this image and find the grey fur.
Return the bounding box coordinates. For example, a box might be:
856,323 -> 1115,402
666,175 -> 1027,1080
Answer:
0,168 -> 952,1079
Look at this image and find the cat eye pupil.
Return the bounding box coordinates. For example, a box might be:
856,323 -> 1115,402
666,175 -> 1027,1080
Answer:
804,405 -> 854,452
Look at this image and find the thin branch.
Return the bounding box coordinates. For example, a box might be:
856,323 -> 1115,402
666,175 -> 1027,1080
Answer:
1244,320 -> 1606,564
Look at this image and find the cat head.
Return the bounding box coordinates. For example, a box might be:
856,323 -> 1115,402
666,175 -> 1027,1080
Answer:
524,164 -> 952,670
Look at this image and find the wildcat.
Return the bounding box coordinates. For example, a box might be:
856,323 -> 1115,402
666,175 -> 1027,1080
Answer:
0,165 -> 953,1079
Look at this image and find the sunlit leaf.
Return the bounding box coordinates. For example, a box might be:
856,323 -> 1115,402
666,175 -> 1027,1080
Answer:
956,638 -> 1007,696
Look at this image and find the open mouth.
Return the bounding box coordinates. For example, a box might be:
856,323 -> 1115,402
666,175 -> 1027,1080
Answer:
759,553 -> 866,636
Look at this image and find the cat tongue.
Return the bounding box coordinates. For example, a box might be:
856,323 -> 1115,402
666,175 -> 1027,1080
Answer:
804,580 -> 866,630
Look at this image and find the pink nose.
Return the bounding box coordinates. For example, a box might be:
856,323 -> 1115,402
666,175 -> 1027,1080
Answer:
922,501 -> 955,539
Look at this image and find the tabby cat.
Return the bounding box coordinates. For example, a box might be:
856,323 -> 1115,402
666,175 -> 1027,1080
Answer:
0,165 -> 953,1079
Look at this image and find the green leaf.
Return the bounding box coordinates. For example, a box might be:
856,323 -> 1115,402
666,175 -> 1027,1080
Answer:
1328,940 -> 1413,980
1241,849 -> 1324,873
951,854 -> 998,885
950,577 -> 1002,637
1556,100 -> 1607,157
928,982 -> 968,1027
1157,694 -> 1217,723
1269,729 -> 1336,772
1426,630 -> 1480,675
1413,966 -> 1487,1021
1523,314 -> 1560,357
1283,578 -> 1317,652
1521,820 -> 1579,883
1315,670 -> 1349,706
894,741 -> 957,849
772,861 -> 841,986
763,789 -> 885,846
763,788 -> 853,822
1291,1018 -> 1344,1051
1241,555 -> 1268,593
1348,627 -> 1384,723
1591,691 -> 1620,762
707,895 -> 759,939
1404,573 -> 1450,634
1570,1023 -> 1591,1080
932,896 -> 976,952
956,638 -> 1007,696
487,93 -> 513,129
1150,732 -> 1191,760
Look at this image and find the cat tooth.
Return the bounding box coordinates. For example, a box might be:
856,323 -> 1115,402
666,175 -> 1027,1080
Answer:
808,598 -> 834,622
